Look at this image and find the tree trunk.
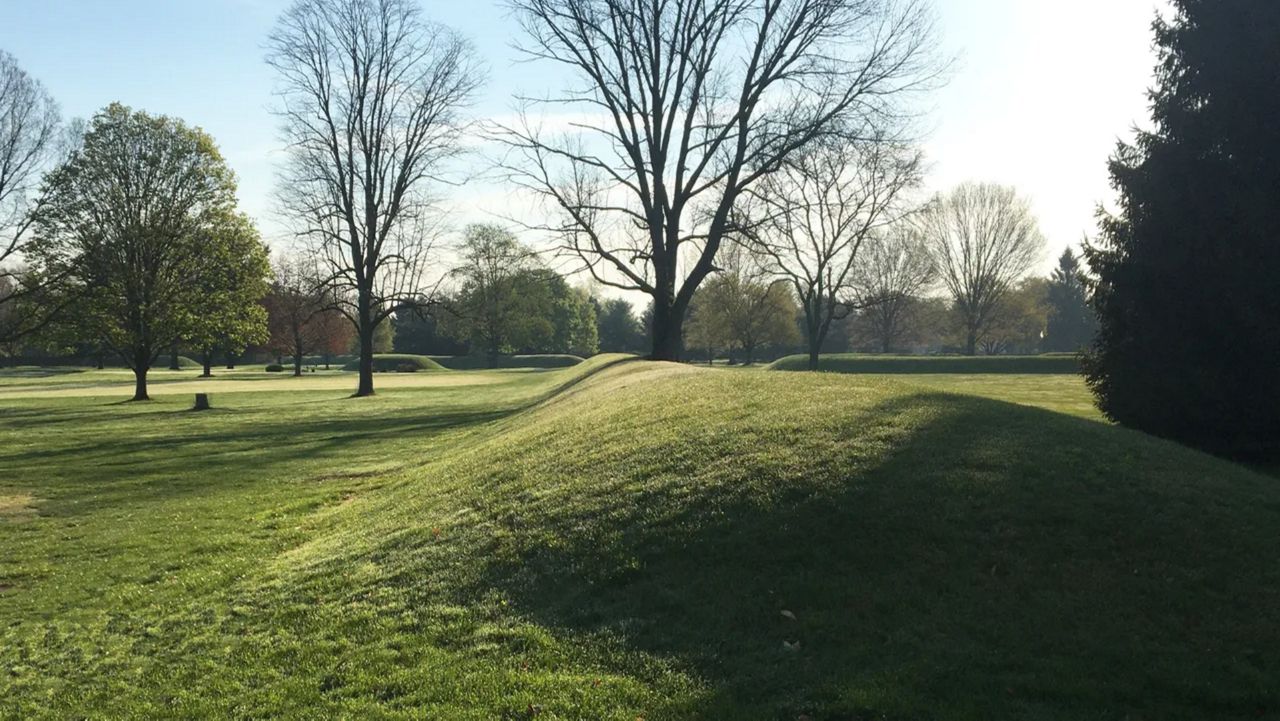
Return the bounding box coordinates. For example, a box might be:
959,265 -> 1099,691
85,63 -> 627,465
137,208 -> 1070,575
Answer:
225,350 -> 237,370
650,297 -> 684,362
355,303 -> 375,397
168,344 -> 180,371
132,367 -> 150,402
201,348 -> 213,378
293,353 -> 303,377
806,318 -> 822,371
965,329 -> 978,356
323,353 -> 331,370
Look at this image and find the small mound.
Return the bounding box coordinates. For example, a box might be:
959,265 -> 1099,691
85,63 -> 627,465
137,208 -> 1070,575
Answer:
429,354 -> 586,370
768,353 -> 1082,374
340,354 -> 448,373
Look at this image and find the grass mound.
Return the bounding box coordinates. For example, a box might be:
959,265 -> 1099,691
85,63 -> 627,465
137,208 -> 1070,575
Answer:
768,353 -> 1082,374
429,354 -> 586,370
278,364 -> 1278,719
340,353 -> 448,373
2,357 -> 1277,719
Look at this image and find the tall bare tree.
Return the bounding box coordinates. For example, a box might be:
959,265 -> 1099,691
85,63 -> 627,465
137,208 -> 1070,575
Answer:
918,182 -> 1045,355
741,136 -> 923,369
851,224 -> 935,353
0,50 -> 60,342
498,0 -> 940,360
267,0 -> 483,396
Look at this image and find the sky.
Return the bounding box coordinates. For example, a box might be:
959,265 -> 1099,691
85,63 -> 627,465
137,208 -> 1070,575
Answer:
1,0 -> 1167,279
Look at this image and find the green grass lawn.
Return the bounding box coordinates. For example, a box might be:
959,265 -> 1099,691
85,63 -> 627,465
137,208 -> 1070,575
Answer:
768,353 -> 1083,374
2,357 -> 1278,719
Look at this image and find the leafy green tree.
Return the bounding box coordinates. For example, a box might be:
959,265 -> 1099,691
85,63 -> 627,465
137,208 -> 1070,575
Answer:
28,104 -> 249,400
1085,0 -> 1280,458
596,298 -> 643,353
449,224 -> 539,366
978,277 -> 1049,356
391,307 -> 467,356
1043,248 -> 1095,352
372,317 -> 395,354
549,282 -> 598,357
695,272 -> 800,365
188,210 -> 271,377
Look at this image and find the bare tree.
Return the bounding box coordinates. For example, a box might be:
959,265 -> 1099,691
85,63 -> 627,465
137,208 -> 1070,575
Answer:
851,224 -> 935,353
0,51 -> 60,342
918,182 -> 1046,355
267,0 -> 483,396
741,136 -> 923,369
265,253 -> 327,377
497,0 -> 940,360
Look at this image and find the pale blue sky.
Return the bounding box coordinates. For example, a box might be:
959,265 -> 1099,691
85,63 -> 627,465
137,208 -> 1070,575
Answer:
2,0 -> 1166,273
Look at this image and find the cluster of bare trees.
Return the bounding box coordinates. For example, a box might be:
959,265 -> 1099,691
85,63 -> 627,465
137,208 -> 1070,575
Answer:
2,0 -> 1054,388
495,0 -> 942,361
259,0 -> 1045,385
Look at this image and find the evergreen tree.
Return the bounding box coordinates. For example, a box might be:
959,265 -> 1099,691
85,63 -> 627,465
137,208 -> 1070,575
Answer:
596,298 -> 643,353
1085,1 -> 1280,458
1044,249 -> 1095,352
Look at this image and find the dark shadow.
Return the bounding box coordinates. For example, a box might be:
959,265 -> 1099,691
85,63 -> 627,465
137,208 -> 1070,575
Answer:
0,358 -> 641,514
426,392 -> 1280,719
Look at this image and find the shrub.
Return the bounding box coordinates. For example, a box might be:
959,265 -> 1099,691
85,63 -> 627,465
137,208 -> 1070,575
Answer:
265,364 -> 285,373
395,362 -> 419,373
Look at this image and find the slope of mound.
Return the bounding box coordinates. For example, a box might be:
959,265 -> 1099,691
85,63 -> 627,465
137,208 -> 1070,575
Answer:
768,353 -> 1082,374
340,353 -> 448,372
255,363 -> 1280,720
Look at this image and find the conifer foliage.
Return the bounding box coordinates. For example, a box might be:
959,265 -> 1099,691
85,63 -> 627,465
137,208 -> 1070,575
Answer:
1085,0 -> 1280,458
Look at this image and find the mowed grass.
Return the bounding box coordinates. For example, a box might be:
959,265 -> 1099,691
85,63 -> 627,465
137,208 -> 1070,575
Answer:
768,353 -> 1083,374
0,366 -> 510,400
2,357 -> 1279,719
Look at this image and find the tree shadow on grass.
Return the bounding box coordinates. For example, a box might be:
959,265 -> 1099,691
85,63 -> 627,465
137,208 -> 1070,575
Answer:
455,393 -> 1280,720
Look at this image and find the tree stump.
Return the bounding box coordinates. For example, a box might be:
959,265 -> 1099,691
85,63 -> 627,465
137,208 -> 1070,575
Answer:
193,393 -> 211,411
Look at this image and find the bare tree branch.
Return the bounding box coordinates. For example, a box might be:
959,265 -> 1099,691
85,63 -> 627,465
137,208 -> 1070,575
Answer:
0,50 -> 60,343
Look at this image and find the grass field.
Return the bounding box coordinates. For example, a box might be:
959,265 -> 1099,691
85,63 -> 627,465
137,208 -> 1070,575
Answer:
2,357 -> 1278,719
768,353 -> 1083,374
